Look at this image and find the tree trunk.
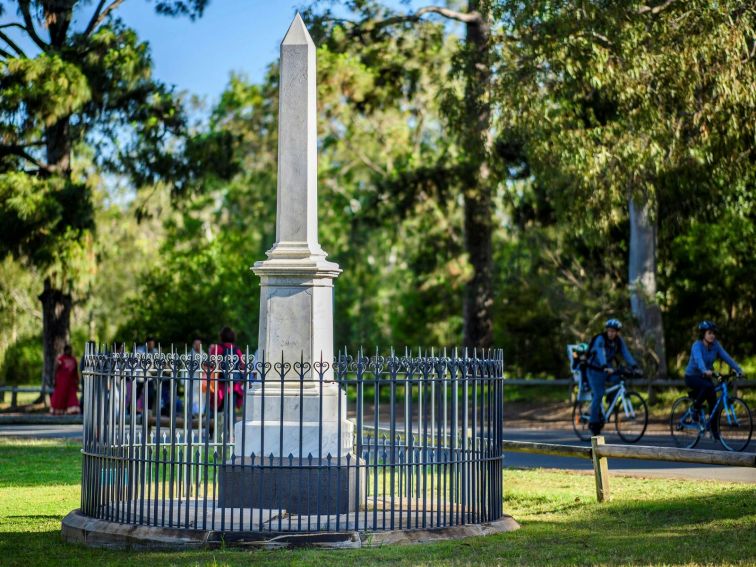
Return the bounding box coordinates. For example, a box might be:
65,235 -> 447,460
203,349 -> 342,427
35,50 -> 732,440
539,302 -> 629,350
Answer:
462,1 -> 494,349
39,114 -> 73,393
39,278 -> 72,390
39,3 -> 75,395
628,197 -> 667,402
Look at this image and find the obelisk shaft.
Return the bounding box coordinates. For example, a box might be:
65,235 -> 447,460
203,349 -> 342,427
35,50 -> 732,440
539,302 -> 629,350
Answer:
275,17 -> 318,251
236,13 -> 353,463
252,13 -> 340,375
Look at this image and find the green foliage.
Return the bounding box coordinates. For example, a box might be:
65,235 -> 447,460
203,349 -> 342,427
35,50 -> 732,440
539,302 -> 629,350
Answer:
2,1 -> 755,382
0,54 -> 90,127
0,173 -> 93,268
497,0 -> 756,230
0,1 -> 229,384
116,239 -> 259,346
0,333 -> 42,386
664,206 -> 756,364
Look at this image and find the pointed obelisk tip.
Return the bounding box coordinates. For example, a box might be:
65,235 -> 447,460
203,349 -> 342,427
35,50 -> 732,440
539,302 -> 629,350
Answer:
282,12 -> 314,46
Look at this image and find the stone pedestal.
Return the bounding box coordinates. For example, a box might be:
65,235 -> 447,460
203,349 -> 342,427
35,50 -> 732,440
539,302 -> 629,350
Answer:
254,263 -> 340,379
233,382 -> 353,459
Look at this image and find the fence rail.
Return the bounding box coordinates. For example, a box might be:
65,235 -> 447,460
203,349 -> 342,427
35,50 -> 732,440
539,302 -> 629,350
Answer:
502,437 -> 756,502
503,378 -> 754,388
0,385 -> 53,407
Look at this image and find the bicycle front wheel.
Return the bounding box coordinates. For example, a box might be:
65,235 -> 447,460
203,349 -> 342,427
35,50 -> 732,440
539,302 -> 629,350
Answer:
614,391 -> 648,443
670,397 -> 701,449
572,400 -> 591,441
717,397 -> 753,452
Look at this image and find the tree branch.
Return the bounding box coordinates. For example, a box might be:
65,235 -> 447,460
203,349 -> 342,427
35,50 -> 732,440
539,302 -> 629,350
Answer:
84,0 -> 126,36
0,145 -> 49,171
414,6 -> 482,24
0,22 -> 27,31
18,1 -> 48,51
575,30 -> 613,48
343,4 -> 482,37
638,0 -> 679,15
0,30 -> 26,57
83,0 -> 107,36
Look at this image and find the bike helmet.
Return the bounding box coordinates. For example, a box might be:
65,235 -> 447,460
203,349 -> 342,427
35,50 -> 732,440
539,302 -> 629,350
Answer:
604,318 -> 623,330
698,320 -> 717,332
575,342 -> 589,354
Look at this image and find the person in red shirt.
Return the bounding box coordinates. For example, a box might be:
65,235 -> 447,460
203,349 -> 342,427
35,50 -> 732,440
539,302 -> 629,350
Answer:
205,326 -> 246,410
50,345 -> 80,415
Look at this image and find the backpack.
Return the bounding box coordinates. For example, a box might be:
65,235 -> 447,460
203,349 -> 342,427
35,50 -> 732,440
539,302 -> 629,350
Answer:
585,333 -> 607,371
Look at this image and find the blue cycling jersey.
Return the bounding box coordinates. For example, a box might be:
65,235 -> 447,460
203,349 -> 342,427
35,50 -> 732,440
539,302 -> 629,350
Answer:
684,340 -> 742,377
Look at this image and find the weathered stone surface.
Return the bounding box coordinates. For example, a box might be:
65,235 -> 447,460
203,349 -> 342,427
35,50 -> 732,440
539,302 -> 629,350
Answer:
61,508 -> 520,550
251,12 -> 340,373
61,510 -> 212,550
234,382 -> 354,458
362,515 -> 521,547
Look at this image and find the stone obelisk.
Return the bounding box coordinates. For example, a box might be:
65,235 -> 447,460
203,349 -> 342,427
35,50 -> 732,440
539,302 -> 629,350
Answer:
233,14 -> 353,463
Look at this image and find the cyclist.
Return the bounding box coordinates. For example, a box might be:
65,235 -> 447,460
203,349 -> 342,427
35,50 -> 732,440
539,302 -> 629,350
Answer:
684,321 -> 743,423
585,319 -> 639,436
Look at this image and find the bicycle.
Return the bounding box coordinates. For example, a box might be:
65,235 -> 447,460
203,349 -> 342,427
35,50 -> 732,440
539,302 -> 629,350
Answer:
670,373 -> 753,452
572,367 -> 649,443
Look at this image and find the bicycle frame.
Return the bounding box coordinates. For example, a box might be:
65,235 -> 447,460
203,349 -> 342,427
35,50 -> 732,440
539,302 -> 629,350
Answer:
602,381 -> 629,421
700,380 -> 738,430
681,377 -> 742,433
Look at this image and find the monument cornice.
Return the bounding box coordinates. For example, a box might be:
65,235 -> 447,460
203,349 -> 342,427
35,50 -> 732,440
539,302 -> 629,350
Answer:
252,258 -> 341,281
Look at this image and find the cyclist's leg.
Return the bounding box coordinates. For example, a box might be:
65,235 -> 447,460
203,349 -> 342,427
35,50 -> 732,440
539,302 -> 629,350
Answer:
605,374 -> 621,407
587,370 -> 606,435
685,374 -> 711,415
704,385 -> 719,437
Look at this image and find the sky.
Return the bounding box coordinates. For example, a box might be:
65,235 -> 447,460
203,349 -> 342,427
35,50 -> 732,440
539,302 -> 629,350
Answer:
117,1 -> 304,104
116,0 -> 420,106
1,1 -> 423,106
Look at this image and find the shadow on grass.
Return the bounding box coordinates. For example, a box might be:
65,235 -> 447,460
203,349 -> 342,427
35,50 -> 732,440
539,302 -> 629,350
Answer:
0,487 -> 753,566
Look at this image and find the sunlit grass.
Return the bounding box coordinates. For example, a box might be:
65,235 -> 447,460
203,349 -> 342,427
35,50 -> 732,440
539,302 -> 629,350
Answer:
0,438 -> 754,565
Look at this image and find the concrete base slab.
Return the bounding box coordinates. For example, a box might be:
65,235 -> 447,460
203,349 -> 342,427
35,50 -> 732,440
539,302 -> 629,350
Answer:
101,499 -> 282,530
61,509 -> 520,550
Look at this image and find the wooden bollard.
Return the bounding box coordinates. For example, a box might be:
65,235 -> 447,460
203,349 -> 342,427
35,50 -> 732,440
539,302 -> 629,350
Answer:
591,435 -> 610,502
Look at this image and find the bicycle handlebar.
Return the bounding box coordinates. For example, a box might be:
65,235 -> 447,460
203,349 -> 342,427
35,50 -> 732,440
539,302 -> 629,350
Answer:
613,366 -> 644,378
713,371 -> 744,383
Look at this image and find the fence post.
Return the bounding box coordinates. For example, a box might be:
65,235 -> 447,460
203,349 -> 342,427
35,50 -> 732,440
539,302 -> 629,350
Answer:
10,389 -> 18,408
591,435 -> 610,502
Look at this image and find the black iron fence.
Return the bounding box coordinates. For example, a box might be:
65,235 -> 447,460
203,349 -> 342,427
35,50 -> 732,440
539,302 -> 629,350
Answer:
80,346 -> 505,534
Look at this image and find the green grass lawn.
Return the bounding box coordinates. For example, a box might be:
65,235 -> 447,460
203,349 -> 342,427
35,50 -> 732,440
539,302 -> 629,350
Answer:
0,438 -> 754,566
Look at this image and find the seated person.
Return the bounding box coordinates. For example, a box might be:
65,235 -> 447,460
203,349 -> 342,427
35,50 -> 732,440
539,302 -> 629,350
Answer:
571,342 -> 591,395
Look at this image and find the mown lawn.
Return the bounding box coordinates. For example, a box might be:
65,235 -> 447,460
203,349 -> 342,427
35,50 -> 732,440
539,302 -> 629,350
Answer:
0,438 -> 754,566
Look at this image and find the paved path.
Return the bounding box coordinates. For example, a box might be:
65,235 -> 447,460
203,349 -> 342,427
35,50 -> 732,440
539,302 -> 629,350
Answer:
503,428 -> 756,483
0,423 -> 83,440
1,423 -> 753,482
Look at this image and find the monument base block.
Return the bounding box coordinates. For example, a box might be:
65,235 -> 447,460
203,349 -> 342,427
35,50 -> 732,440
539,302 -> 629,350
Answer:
217,457 -> 360,514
